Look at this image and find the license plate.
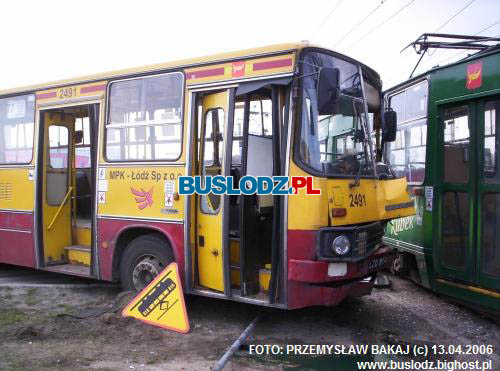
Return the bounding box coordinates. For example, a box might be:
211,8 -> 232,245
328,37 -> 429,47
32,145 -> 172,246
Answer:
367,256 -> 387,272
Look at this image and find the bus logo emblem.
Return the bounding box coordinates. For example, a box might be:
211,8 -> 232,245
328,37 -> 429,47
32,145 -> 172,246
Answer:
232,61 -> 245,77
466,62 -> 482,90
131,187 -> 154,209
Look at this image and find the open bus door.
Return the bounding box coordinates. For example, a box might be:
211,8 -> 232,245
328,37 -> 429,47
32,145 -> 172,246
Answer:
438,99 -> 500,292
196,90 -> 234,293
40,112 -> 75,265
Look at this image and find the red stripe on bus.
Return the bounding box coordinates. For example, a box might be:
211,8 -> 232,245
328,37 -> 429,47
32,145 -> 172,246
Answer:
186,67 -> 225,80
36,91 -> 57,100
80,84 -> 107,94
253,58 -> 293,71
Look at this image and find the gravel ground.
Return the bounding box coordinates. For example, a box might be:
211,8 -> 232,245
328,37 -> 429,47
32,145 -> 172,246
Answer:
0,263 -> 498,370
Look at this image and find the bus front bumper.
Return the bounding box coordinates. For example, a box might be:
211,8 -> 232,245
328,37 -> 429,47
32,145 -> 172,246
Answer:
286,246 -> 393,309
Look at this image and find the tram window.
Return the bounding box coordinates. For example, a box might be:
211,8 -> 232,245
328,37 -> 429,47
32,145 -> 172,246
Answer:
387,81 -> 428,184
481,194 -> 500,277
484,100 -> 499,183
0,94 -> 35,164
390,92 -> 405,123
106,72 -> 183,162
442,192 -> 469,269
443,105 -> 469,183
406,83 -> 427,121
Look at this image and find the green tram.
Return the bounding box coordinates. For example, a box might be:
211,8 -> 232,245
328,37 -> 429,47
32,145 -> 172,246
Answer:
383,36 -> 500,312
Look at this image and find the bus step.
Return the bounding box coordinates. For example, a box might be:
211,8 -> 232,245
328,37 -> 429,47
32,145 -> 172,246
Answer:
64,245 -> 91,267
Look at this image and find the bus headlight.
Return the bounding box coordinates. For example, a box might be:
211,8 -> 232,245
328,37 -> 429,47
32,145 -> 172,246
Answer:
331,235 -> 351,255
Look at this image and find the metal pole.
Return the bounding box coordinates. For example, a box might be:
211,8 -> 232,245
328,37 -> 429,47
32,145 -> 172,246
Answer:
214,315 -> 261,371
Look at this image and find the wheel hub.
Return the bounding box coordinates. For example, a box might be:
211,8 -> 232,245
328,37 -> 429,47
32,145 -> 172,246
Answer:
132,255 -> 164,291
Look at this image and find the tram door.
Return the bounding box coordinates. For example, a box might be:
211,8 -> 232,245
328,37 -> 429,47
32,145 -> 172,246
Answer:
438,98 -> 500,291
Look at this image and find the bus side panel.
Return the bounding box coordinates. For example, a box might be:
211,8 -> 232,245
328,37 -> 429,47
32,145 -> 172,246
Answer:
0,211 -> 35,267
0,168 -> 36,268
96,218 -> 184,285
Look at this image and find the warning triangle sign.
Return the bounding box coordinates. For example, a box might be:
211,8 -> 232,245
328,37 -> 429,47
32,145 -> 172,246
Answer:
122,262 -> 190,333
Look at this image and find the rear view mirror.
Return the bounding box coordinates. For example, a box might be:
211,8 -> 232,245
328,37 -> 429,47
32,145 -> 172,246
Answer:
383,108 -> 397,142
317,67 -> 340,115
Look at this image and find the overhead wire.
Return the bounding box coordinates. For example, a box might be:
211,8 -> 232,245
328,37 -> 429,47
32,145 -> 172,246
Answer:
433,0 -> 476,33
410,0 -> 477,68
310,0 -> 344,40
344,0 -> 415,52
333,0 -> 387,48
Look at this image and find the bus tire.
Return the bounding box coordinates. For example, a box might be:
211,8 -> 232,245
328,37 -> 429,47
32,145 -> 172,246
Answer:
120,234 -> 174,292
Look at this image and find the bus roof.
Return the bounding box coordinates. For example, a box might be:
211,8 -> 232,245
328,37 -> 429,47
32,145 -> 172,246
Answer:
0,42 -> 381,97
0,42 -> 310,96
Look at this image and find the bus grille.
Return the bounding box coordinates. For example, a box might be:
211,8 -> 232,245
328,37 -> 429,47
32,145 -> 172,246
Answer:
353,222 -> 384,257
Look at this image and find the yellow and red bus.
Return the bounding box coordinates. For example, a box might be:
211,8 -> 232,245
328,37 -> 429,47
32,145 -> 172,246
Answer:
0,43 -> 413,308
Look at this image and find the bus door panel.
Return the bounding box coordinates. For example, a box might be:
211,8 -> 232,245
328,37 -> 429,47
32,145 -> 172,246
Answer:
196,91 -> 230,292
477,98 -> 500,291
41,112 -> 75,264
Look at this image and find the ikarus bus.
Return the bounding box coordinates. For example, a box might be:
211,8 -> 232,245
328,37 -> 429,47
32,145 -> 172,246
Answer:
0,42 -> 413,309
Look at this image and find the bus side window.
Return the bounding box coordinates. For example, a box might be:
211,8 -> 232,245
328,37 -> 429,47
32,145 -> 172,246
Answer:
0,94 -> 35,165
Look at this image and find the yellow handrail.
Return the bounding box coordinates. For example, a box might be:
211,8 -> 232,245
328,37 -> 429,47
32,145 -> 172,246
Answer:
47,186 -> 73,231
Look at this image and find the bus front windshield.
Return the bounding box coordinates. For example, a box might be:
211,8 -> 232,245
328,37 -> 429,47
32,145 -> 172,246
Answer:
299,52 -> 375,177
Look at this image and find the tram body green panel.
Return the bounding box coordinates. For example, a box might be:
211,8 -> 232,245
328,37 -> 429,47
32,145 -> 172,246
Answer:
383,46 -> 500,312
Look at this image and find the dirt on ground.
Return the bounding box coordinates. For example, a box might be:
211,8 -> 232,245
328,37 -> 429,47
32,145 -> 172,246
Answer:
0,267 -> 498,370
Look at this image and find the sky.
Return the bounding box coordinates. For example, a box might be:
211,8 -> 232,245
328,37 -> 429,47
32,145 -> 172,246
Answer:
1,0 -> 499,91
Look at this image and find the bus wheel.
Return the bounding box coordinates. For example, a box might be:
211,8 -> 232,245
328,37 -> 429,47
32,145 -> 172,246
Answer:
120,235 -> 174,292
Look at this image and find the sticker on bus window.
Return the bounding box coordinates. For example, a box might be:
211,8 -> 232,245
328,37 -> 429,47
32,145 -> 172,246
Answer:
98,168 -> 106,180
7,99 -> 26,119
98,191 -> 106,204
